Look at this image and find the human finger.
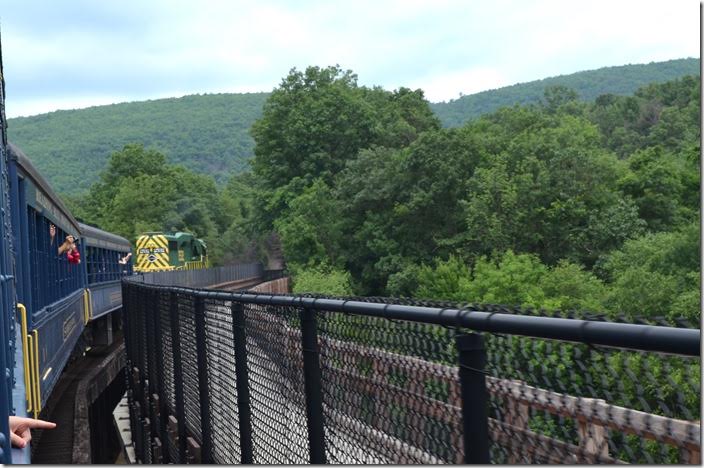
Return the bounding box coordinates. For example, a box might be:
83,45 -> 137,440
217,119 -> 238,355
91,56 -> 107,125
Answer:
23,418 -> 56,430
10,431 -> 26,448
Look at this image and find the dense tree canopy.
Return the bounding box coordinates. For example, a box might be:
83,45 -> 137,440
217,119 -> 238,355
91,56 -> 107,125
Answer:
73,144 -> 233,265
59,64 -> 699,324
245,67 -> 699,324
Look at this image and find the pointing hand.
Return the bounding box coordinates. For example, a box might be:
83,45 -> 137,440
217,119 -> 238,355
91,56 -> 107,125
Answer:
8,416 -> 56,448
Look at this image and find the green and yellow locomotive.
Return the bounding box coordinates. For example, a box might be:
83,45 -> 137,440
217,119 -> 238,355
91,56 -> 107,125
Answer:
135,231 -> 208,272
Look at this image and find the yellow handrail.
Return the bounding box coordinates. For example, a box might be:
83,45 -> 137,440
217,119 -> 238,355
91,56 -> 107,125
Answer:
83,290 -> 89,325
183,260 -> 208,270
83,288 -> 93,324
17,304 -> 32,413
31,329 -> 41,418
88,288 -> 93,321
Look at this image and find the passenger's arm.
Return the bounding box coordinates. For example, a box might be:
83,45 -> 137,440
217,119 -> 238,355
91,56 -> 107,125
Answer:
58,235 -> 75,255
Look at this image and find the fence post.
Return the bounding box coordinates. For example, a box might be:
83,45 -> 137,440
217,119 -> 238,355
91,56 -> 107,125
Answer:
231,301 -> 254,463
151,289 -> 169,463
169,291 -> 187,462
145,289 -> 157,462
299,307 -> 326,464
456,332 -> 490,464
194,295 -> 213,463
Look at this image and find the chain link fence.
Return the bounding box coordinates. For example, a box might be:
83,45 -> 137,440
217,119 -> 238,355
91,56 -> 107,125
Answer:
122,278 -> 700,464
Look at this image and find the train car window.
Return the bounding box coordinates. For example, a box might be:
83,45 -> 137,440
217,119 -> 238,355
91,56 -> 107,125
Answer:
108,248 -> 114,280
85,244 -> 132,283
27,209 -> 39,312
93,247 -> 98,283
99,248 -> 105,282
89,247 -> 94,283
93,248 -> 98,283
96,248 -> 101,282
26,206 -> 82,313
112,250 -> 118,279
103,248 -> 108,282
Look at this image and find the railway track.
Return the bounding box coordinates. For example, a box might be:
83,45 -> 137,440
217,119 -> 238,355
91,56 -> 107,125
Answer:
207,276 -> 263,291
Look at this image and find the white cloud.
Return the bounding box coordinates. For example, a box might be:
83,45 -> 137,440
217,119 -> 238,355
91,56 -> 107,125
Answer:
6,95 -> 131,118
1,0 -> 699,116
410,67 -> 510,103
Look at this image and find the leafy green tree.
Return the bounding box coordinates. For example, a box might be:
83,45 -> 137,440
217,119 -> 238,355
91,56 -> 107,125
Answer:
250,66 -> 439,231
415,251 -> 546,306
415,255 -> 471,302
104,173 -> 176,240
464,114 -> 643,267
587,75 -> 700,158
598,222 -> 699,322
415,251 -> 609,312
542,85 -> 579,113
274,179 -> 344,268
290,263 -> 353,295
539,261 -> 608,312
465,250 -> 548,306
461,160 -> 531,259
334,127 -> 486,293
598,222 -> 699,284
85,144 -> 169,228
363,86 -> 440,148
618,146 -> 689,231
604,266 -> 679,318
251,66 -> 376,191
76,144 -> 242,264
333,147 -> 405,293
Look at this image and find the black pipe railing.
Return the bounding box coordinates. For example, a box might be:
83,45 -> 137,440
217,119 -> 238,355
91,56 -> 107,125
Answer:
122,274 -> 701,465
133,285 -> 699,356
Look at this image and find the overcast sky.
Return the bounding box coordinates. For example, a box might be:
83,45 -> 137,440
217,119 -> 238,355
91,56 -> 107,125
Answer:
0,0 -> 700,118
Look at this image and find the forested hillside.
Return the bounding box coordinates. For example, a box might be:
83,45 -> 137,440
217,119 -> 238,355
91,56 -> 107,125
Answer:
7,58 -> 698,196
238,66 -> 698,326
8,92 -> 268,194
430,58 -> 699,127
69,62 -> 700,327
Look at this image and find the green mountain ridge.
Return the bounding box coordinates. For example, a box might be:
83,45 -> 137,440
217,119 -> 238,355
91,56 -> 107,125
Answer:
8,57 -> 699,196
9,92 -> 270,194
430,58 -> 700,126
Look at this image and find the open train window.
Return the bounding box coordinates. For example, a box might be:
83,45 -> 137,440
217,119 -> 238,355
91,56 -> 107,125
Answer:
86,244 -> 132,284
26,207 -> 82,313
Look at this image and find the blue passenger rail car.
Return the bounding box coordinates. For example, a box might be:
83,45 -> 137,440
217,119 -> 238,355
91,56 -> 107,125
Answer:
8,143 -> 86,419
81,222 -> 132,320
0,39 -> 15,463
0,33 -> 133,463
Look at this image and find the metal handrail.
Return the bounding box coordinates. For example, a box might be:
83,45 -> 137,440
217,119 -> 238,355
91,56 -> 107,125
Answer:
123,278 -> 700,357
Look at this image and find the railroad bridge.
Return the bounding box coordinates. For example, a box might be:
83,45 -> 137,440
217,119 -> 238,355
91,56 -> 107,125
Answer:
112,265 -> 700,465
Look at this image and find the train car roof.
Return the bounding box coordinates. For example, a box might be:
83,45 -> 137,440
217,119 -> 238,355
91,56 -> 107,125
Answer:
8,142 -> 81,235
79,222 -> 131,252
